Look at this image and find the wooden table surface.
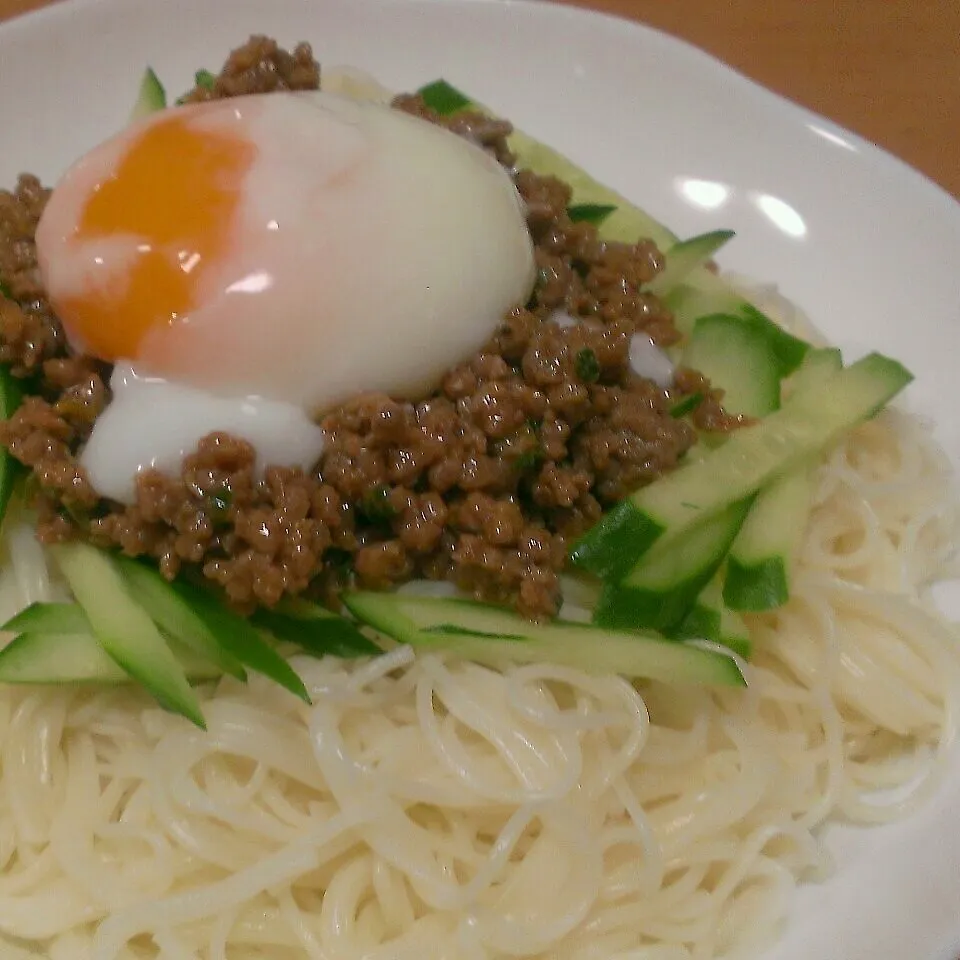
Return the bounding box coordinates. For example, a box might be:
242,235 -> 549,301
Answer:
1,0 -> 958,199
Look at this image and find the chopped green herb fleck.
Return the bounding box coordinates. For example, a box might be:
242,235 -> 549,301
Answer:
576,348 -> 601,383
515,447 -> 544,472
194,69 -> 216,90
416,79 -> 472,116
359,485 -> 396,524
670,393 -> 704,419
567,203 -> 617,225
0,280 -> 10,299
324,547 -> 355,578
207,487 -> 233,524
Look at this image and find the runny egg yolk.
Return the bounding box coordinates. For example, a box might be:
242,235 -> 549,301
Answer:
61,115 -> 255,360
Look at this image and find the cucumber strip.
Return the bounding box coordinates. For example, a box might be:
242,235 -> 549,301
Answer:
505,126 -> 676,251
0,630 -> 221,685
3,601 -> 89,635
170,580 -> 311,704
785,346 -> 843,396
50,542 -> 205,727
113,556 -> 246,681
722,349 -> 843,612
0,366 -> 23,527
681,314 -> 782,417
723,463 -> 817,611
667,273 -> 810,374
570,353 -> 913,580
343,591 -> 744,687
646,230 -> 735,299
592,497 -> 753,631
669,572 -> 752,659
253,602 -> 380,659
130,66 -> 167,121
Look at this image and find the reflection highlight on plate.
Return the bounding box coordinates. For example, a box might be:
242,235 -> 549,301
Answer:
753,192 -> 808,238
807,123 -> 859,153
676,176 -> 730,210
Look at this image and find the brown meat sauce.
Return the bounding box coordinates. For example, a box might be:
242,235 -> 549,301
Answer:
0,37 -> 738,620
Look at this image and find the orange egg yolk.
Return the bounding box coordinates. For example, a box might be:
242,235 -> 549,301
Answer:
58,113 -> 256,360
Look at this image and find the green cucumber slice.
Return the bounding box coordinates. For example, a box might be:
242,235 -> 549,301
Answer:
721,348 -> 844,612
0,630 -> 221,685
343,591 -> 744,687
681,313 -> 782,417
570,353 -> 913,580
3,601 -> 89,635
723,463 -> 817,611
669,572 -> 752,659
170,580 -> 310,704
785,346 -> 843,396
666,273 -> 810,373
647,230 -> 735,299
592,497 -> 753,631
50,542 -> 205,727
253,600 -> 380,659
505,126 -> 676,250
113,556 -> 246,681
130,67 -> 167,121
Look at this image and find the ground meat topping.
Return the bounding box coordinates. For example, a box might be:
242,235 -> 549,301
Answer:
0,37 -> 736,620
179,36 -> 320,103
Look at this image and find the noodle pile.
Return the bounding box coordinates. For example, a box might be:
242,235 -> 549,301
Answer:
0,404 -> 955,960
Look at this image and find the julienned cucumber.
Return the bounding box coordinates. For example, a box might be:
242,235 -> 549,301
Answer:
784,345 -> 843,398
571,353 -> 913,581
721,348 -> 843,611
342,592 -> 744,687
646,231 -> 735,299
597,308 -> 784,632
681,314 -> 781,418
502,127 -> 677,252
666,272 -> 810,374
129,66 -> 167,121
593,497 -> 753,632
723,463 -> 817,611
255,596 -> 381,658
3,601 -> 89,634
669,573 -> 751,659
0,630 -> 222,685
50,541 -> 206,727
169,579 -> 311,704
114,556 -> 247,681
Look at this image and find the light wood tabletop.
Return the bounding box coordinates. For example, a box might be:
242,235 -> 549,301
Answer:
1,0 -> 958,199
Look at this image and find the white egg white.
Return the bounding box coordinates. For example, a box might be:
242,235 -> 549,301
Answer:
81,364 -> 326,504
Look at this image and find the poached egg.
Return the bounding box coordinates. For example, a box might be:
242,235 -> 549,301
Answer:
36,90 -> 535,502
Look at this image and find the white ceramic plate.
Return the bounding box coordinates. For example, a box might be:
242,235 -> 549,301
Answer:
1,1 -> 959,958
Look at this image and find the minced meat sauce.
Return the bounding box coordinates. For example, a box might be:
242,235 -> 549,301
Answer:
0,36 -> 740,620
